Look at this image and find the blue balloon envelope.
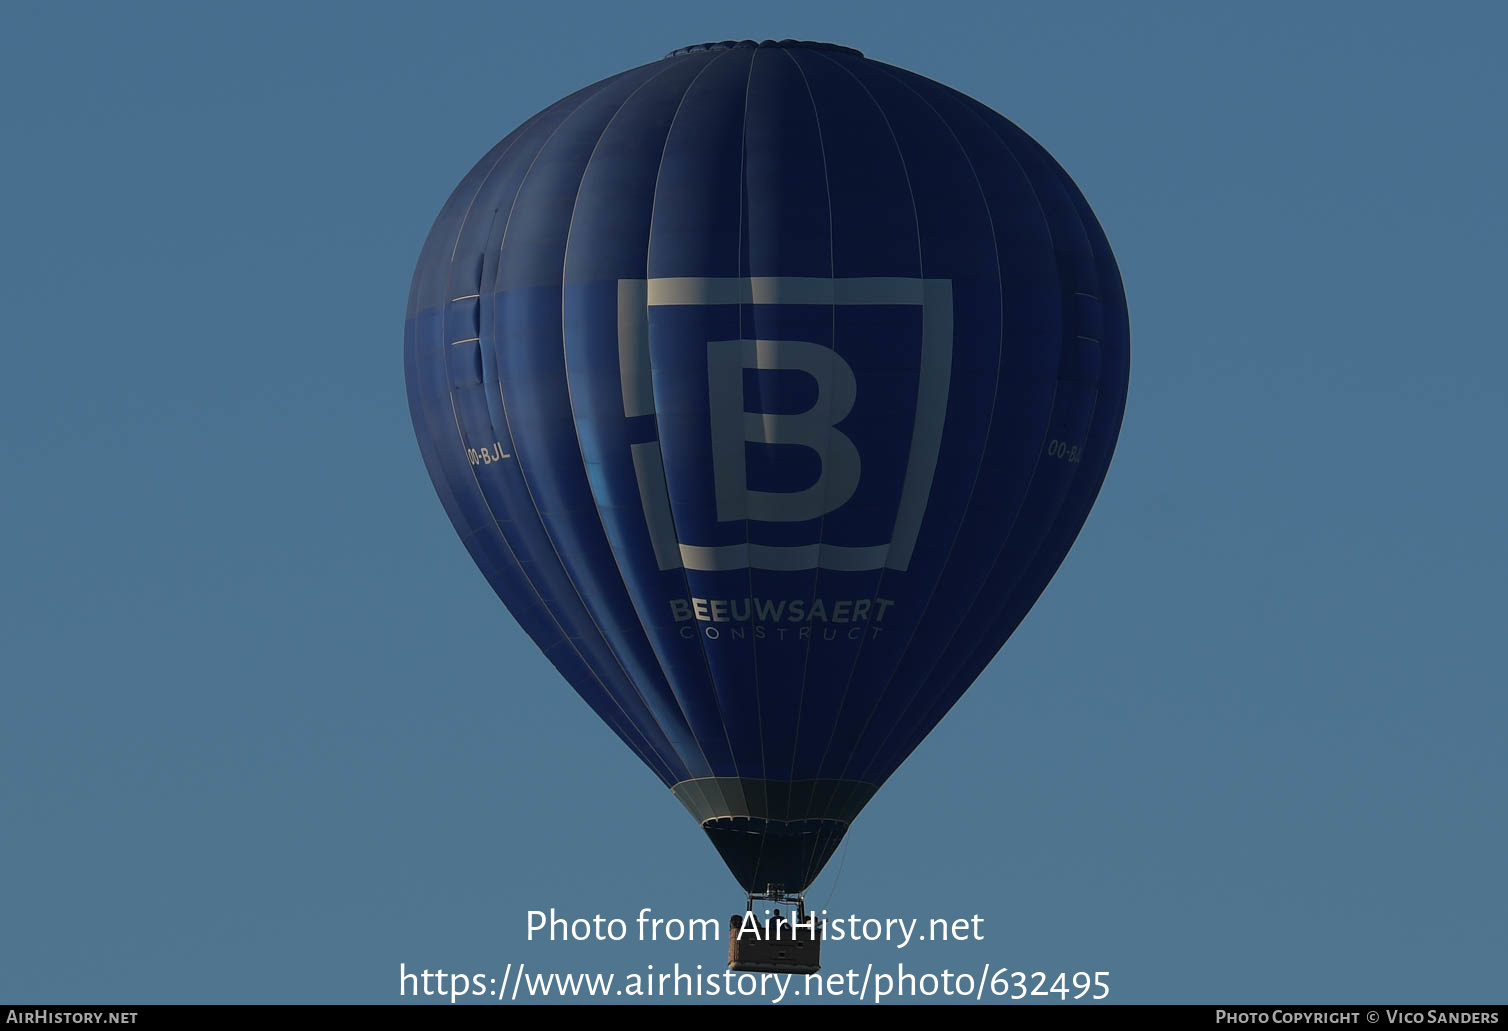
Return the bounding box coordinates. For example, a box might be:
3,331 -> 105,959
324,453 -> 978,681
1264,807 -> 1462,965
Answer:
405,40 -> 1129,896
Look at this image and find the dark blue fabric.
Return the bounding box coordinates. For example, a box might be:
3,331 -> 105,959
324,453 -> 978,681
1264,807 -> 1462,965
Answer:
405,41 -> 1130,888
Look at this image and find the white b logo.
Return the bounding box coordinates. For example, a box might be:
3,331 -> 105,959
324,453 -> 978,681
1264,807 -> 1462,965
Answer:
616,277 -> 952,573
707,337 -> 861,525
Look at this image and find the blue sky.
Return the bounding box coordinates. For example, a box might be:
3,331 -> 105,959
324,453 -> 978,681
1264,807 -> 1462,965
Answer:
2,0 -> 1503,1005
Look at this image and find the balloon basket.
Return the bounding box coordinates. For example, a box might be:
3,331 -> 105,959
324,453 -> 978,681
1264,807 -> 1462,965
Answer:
727,895 -> 822,975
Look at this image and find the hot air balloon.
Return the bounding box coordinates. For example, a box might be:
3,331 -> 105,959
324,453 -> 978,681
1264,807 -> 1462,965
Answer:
404,39 -> 1128,955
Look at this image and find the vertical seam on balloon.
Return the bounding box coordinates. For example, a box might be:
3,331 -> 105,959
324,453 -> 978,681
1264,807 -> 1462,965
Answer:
816,51 -> 929,886
887,382 -> 1104,771
882,125 -> 1109,750
788,48 -> 936,890
903,145 -> 1126,746
422,92 -> 678,782
557,56 -> 721,780
736,44 -> 768,787
853,89 -> 1097,784
411,74 -> 635,315
640,46 -> 746,779
769,49 -> 837,866
447,72 -> 687,783
409,79 -> 680,780
440,355 -> 673,777
843,76 -> 1029,778
793,58 -> 968,787
848,138 -> 1066,785
732,46 -> 776,891
442,71 -> 637,266
815,60 -> 1008,801
505,81 -> 697,783
780,47 -> 863,890
488,66 -> 714,779
922,174 -> 1117,708
405,137 -> 669,770
441,394 -> 672,781
792,50 -> 888,889
785,54 -> 931,883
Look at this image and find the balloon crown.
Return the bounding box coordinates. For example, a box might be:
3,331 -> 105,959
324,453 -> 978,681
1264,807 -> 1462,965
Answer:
665,40 -> 864,59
